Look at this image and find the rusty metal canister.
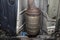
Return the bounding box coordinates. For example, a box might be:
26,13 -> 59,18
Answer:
25,0 -> 41,35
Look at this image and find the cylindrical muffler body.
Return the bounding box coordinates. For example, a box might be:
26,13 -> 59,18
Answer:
25,8 -> 41,35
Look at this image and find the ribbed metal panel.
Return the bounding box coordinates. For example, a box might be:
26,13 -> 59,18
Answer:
0,0 -> 17,36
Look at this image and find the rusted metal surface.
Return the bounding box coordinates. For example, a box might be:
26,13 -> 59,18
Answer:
25,0 -> 41,35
